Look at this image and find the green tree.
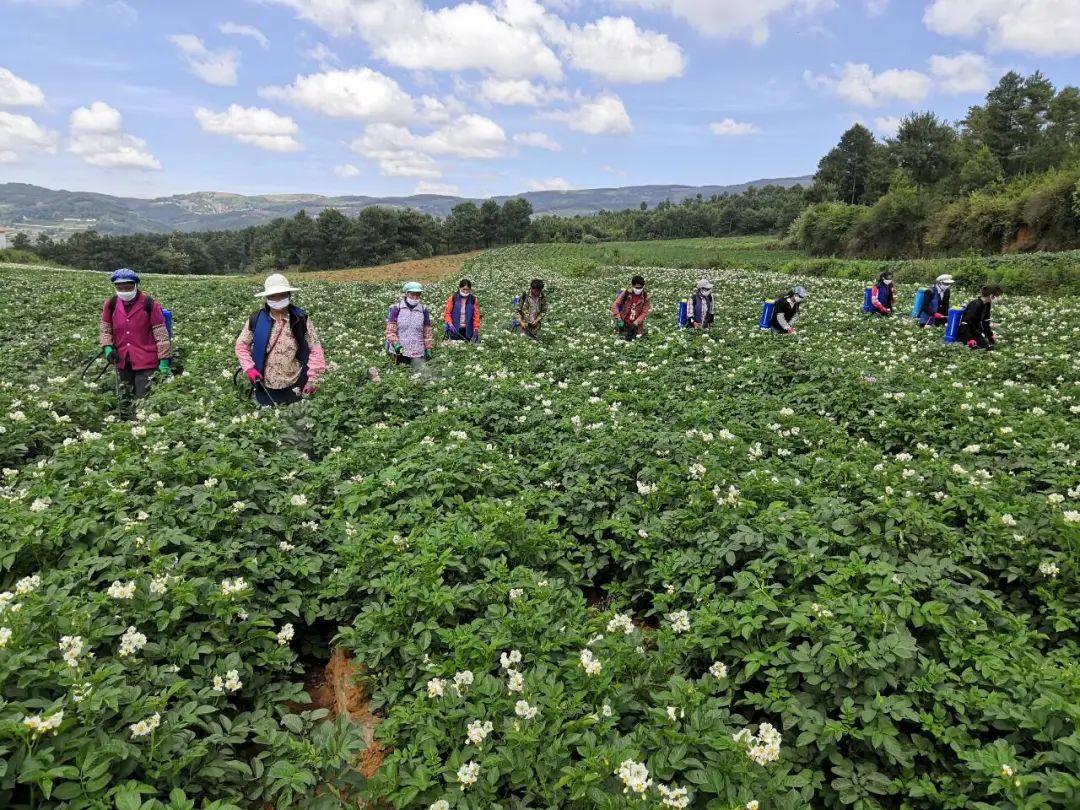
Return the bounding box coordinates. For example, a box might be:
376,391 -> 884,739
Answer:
957,144 -> 1004,194
478,199 -> 501,247
964,70 -> 1055,176
499,198 -> 533,244
11,232 -> 31,251
813,124 -> 886,205
445,202 -> 481,251
314,208 -> 351,269
892,112 -> 960,188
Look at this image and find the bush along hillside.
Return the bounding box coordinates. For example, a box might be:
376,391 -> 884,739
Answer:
0,245 -> 1078,808
790,71 -> 1080,260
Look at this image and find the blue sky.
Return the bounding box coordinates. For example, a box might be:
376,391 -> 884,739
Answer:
1,0 -> 1078,199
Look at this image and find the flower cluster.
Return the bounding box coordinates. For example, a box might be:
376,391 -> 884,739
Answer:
465,719 -> 493,747
733,722 -> 783,765
666,609 -> 691,634
276,623 -> 295,646
220,577 -> 250,597
457,761 -> 480,791
212,669 -> 243,693
107,580 -> 136,600
118,626 -> 147,658
59,635 -> 87,668
130,712 -> 161,739
22,710 -> 64,737
616,759 -> 652,795
606,612 -> 635,635
579,648 -> 602,676
514,699 -> 539,719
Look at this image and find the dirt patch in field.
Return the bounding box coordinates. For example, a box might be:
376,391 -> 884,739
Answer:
299,251 -> 484,285
301,648 -> 385,779
1004,225 -> 1035,253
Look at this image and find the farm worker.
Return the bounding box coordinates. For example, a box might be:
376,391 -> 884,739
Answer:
869,271 -> 895,316
235,274 -> 327,407
99,268 -> 171,405
688,279 -> 715,329
919,274 -> 953,326
958,284 -> 1004,350
514,278 -> 548,338
386,281 -> 434,365
770,287 -> 808,335
443,278 -> 481,342
612,275 -> 651,340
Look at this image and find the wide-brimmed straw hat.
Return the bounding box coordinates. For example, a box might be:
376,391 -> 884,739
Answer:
256,273 -> 300,298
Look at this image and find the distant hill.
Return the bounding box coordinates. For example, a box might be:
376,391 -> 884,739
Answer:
0,177 -> 811,236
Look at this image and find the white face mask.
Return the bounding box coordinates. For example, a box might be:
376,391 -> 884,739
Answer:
116,288 -> 137,302
632,287 -> 644,295
267,297 -> 290,310
406,295 -> 422,306
459,289 -> 470,297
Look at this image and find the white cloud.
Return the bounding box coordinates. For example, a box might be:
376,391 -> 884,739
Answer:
349,114 -> 510,179
7,0 -> 83,5
562,16 -> 685,83
260,68 -> 419,123
805,63 -> 932,107
925,0 -> 1080,56
0,67 -> 46,107
865,0 -> 888,14
195,105 -> 302,152
514,131 -> 562,150
334,163 -> 361,177
415,181 -> 460,195
219,22 -> 270,49
618,0 -> 836,45
710,118 -> 761,135
529,177 -> 573,191
304,42 -> 341,68
168,34 -> 239,86
479,78 -> 567,106
928,53 -> 993,94
0,150 -> 16,163
873,115 -> 902,137
68,101 -> 160,169
545,93 -> 632,135
0,111 -> 58,161
269,0 -> 563,79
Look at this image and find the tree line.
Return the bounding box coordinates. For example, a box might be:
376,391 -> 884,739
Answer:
792,70 -> 1080,258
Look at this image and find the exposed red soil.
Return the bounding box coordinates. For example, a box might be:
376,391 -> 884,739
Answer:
298,251 -> 484,284
1004,225 -> 1035,253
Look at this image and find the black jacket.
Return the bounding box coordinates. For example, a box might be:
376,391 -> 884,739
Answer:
958,298 -> 994,344
771,296 -> 800,331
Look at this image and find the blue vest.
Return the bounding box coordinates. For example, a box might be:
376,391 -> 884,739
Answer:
447,294 -> 477,339
250,306 -> 309,376
690,293 -> 712,324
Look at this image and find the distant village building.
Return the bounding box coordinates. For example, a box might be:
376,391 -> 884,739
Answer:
0,228 -> 11,249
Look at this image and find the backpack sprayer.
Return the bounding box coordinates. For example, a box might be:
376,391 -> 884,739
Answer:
943,307 -> 964,343
759,300 -> 775,330
677,299 -> 689,329
911,289 -> 927,319
862,287 -> 873,314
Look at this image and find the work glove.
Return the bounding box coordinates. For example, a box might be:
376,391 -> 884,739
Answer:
966,340 -> 978,349
393,343 -> 403,355
246,368 -> 262,384
302,383 -> 316,396
157,359 -> 170,374
424,349 -> 433,360
103,346 -> 115,362
787,328 -> 796,335
933,313 -> 946,321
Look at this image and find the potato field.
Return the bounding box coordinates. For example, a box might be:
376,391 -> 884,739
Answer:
0,244 -> 1078,810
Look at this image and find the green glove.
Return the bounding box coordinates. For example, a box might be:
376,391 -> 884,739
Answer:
393,343 -> 403,355
424,349 -> 432,360
103,346 -> 115,361
157,359 -> 170,374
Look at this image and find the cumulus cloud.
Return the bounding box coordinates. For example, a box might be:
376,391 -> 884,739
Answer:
710,118 -> 761,135
168,34 -> 239,86
544,93 -> 632,135
334,163 -> 361,177
349,114 -> 510,179
415,180 -> 460,195
0,67 -> 46,107
268,0 -> 563,79
68,101 -> 160,169
0,110 -> 58,161
260,68 -> 420,123
528,177 -> 573,191
873,115 -> 902,137
514,131 -> 561,150
561,16 -> 685,83
925,0 -> 1080,56
479,78 -> 567,106
195,104 -> 302,152
219,22 -> 270,49
618,0 -> 835,45
805,63 -> 932,107
928,52 -> 993,94
304,43 -> 341,68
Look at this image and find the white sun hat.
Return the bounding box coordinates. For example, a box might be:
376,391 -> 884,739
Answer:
256,273 -> 300,298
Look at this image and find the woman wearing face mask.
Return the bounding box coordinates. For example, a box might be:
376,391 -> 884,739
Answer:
386,281 -> 434,365
869,271 -> 895,316
612,275 -> 651,340
770,287 -> 808,335
235,274 -> 327,406
442,278 -> 481,342
688,279 -> 715,329
919,274 -> 953,327
99,268 -> 172,410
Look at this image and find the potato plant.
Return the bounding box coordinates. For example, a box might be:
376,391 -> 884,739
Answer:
0,244 -> 1078,809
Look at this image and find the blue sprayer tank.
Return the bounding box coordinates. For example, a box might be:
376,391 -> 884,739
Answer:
911,288 -> 927,319
678,299 -> 688,328
759,301 -> 775,330
944,307 -> 964,343
162,308 -> 173,365
863,287 -> 873,313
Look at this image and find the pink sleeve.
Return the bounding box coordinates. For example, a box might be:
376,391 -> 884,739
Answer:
235,322 -> 255,372
99,299 -> 114,347
305,319 -> 327,379
150,301 -> 172,360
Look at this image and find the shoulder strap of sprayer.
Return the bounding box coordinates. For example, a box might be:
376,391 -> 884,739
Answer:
108,294 -> 155,318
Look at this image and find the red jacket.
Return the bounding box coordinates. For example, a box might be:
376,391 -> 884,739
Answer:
99,293 -> 171,371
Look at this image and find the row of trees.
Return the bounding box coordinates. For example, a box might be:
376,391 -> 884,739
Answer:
795,70 -> 1080,257
13,198 -> 535,275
